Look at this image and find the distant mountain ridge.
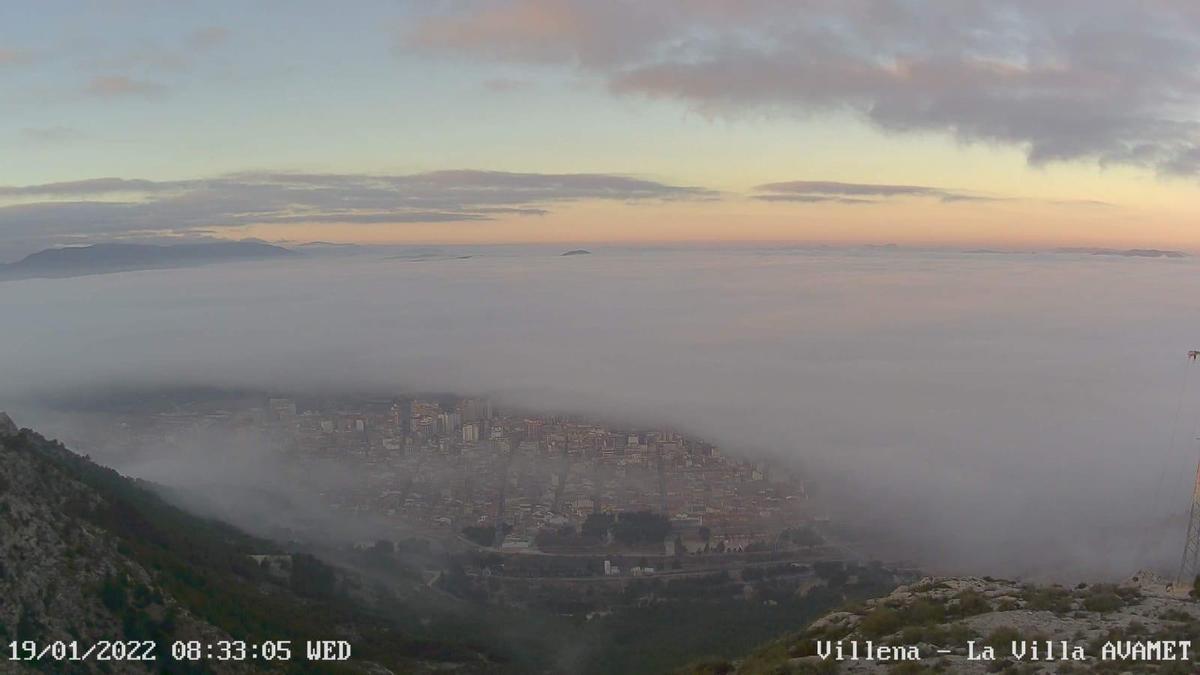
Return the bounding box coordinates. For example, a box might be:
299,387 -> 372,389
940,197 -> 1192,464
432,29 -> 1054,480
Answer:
0,241 -> 295,281
1053,247 -> 1187,258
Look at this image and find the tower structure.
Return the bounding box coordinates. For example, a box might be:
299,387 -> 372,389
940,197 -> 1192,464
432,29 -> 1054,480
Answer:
1178,351 -> 1200,585
1178,456 -> 1200,585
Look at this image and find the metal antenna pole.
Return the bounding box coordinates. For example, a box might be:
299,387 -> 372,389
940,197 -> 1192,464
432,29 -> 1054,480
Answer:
1174,351 -> 1200,586
1177,449 -> 1200,586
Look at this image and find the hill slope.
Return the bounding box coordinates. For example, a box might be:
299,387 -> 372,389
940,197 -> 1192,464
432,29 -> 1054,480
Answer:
0,418 -> 502,673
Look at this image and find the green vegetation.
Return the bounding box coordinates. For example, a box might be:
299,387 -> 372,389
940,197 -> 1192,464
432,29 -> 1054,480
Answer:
813,561 -> 849,587
4,428 -> 914,675
895,621 -> 972,649
1074,583 -> 1135,614
1159,608 -> 1193,622
985,625 -> 1022,653
590,587 -> 847,675
1022,584 -> 1073,614
582,512 -> 615,539
461,524 -> 501,547
742,563 -> 808,581
1081,589 -> 1122,613
571,510 -> 673,549
611,511 -> 671,547
534,523 -> 587,549
7,430 -> 505,673
669,574 -> 1200,675
779,526 -> 825,547
860,606 -> 904,638
290,552 -> 337,599
954,589 -> 992,616
663,564 -> 900,675
93,572 -> 178,661
674,657 -> 737,674
858,595 -> 974,640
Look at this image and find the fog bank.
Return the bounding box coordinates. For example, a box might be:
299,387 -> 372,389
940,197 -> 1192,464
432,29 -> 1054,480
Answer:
2,246 -> 1198,579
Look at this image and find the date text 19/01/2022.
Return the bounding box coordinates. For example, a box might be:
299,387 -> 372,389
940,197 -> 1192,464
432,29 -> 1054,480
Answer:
8,639 -> 351,663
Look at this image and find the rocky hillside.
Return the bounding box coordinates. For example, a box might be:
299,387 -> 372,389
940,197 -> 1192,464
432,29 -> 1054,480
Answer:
0,416 -> 501,673
1,415 -> 251,673
681,573 -> 1200,674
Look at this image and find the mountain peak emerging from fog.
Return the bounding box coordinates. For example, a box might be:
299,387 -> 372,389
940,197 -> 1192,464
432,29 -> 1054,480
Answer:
561,249 -> 592,256
0,241 -> 294,281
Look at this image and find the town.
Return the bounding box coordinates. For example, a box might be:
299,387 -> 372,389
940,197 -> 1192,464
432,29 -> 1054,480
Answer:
84,393 -> 831,566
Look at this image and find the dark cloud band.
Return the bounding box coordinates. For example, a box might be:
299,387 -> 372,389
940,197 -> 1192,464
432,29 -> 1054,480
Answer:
407,1 -> 1200,176
0,170 -> 715,251
753,180 -> 993,204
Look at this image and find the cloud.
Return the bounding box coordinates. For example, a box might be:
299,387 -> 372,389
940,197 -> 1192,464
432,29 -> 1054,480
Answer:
405,0 -> 671,68
0,170 -> 715,252
754,180 -> 994,204
19,126 -> 85,144
0,178 -> 178,197
753,195 -> 879,205
406,1 -> 1200,176
84,75 -> 167,98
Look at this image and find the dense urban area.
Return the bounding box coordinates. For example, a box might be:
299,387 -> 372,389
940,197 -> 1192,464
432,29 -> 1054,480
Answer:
10,394 -> 918,673
85,394 -> 829,564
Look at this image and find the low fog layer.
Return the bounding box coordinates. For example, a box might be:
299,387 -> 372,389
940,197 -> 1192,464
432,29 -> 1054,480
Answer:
3,246 -> 1199,579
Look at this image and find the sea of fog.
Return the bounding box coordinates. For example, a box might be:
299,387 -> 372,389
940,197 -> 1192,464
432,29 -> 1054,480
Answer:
2,244 -> 1199,580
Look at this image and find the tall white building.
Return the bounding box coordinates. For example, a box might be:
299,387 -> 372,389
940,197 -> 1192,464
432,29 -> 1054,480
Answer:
462,422 -> 480,443
438,412 -> 461,435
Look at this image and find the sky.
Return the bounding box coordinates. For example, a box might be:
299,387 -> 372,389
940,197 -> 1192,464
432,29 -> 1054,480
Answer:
1,0 -> 1199,257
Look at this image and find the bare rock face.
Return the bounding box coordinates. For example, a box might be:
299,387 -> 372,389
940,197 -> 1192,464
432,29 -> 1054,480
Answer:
0,423 -> 497,673
0,428 -> 251,671
0,411 -> 16,437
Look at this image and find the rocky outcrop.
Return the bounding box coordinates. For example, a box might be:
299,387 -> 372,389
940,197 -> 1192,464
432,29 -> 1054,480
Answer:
0,422 -> 502,673
0,411 -> 16,437
692,573 -> 1200,674
0,422 -> 248,671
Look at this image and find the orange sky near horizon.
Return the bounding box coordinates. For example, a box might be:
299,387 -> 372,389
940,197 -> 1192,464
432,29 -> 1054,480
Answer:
236,195 -> 1198,251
